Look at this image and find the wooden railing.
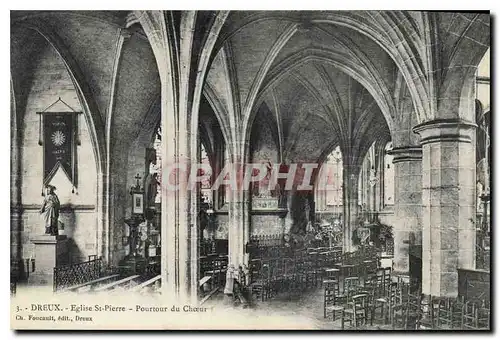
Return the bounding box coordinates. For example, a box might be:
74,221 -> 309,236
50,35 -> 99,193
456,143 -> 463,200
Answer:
94,275 -> 140,292
58,274 -> 120,294
131,275 -> 161,294
250,234 -> 283,247
53,257 -> 102,292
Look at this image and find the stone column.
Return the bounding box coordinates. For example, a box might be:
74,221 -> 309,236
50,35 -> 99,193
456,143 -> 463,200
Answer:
374,141 -> 387,212
158,67 -> 193,302
283,189 -> 294,234
414,119 -> 476,297
388,146 -> 422,276
138,10 -> 228,303
228,197 -> 245,268
227,141 -> 251,271
343,165 -> 360,253
11,86 -> 22,280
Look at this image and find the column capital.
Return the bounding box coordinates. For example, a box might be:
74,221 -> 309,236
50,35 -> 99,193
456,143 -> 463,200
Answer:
387,146 -> 422,163
412,118 -> 477,145
119,27 -> 133,39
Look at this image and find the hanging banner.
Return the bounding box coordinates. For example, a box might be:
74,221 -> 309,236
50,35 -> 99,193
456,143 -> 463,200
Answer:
41,112 -> 78,187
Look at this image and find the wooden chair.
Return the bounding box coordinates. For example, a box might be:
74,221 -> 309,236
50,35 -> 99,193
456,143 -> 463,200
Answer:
341,293 -> 370,329
404,292 -> 422,330
324,284 -> 344,321
293,258 -> 307,292
451,296 -> 466,328
462,300 -> 490,330
269,258 -> 283,297
362,259 -> 377,276
391,283 -> 411,329
375,269 -> 384,291
478,301 -> 491,330
282,257 -> 295,291
364,271 -> 378,290
305,253 -> 319,289
343,276 -> 360,296
381,267 -> 392,288
203,255 -> 227,288
417,296 -> 435,330
358,289 -> 376,326
323,251 -> 336,269
341,264 -> 355,278
248,261 -> 270,302
323,268 -> 340,286
371,284 -> 394,325
434,297 -> 454,329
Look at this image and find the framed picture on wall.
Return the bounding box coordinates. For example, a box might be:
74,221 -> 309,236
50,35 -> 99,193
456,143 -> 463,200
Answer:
133,193 -> 144,214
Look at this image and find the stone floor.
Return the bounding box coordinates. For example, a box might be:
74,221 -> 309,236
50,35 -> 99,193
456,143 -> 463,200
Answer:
204,288 -> 396,330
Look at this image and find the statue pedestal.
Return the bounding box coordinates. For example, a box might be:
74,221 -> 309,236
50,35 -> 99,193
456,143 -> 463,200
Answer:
28,235 -> 69,287
118,255 -> 147,277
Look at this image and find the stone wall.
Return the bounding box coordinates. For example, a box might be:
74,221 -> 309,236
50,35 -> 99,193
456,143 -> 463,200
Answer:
247,105 -> 284,236
17,41 -> 98,264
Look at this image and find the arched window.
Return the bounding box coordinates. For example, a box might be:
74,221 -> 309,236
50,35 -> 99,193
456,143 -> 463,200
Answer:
384,142 -> 395,206
476,48 -> 490,212
326,146 -> 343,208
316,146 -> 343,212
476,48 -> 490,112
149,125 -> 162,203
200,143 -> 212,204
475,48 -> 490,269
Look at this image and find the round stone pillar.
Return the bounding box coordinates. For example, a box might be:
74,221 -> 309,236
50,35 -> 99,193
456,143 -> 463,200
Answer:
387,146 -> 422,276
342,166 -> 360,253
413,119 -> 477,298
226,140 -> 251,271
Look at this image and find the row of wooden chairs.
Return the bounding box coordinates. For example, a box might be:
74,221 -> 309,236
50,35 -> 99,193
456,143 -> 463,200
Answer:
248,247 -> 383,302
370,281 -> 491,330
248,257 -> 323,301
325,283 -> 391,329
323,268 -> 395,329
418,296 -> 490,330
199,254 -> 228,289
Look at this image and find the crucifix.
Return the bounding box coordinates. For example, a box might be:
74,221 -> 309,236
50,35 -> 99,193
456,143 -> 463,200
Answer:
134,173 -> 142,190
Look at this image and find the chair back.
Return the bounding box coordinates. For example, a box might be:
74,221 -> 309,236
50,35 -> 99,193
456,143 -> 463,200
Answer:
405,292 -> 422,329
344,276 -> 360,295
462,299 -> 490,330
324,268 -> 340,282
324,286 -> 337,306
283,257 -> 294,277
351,293 -> 369,313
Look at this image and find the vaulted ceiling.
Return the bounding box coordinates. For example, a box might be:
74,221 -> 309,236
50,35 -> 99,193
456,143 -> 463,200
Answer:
205,11 -> 489,165
11,11 -> 161,171
206,11 -> 397,165
11,10 -> 490,168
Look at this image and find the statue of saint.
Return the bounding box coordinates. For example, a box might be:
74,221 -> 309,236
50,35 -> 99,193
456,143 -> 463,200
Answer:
40,185 -> 60,236
144,172 -> 159,208
477,180 -> 484,212
357,227 -> 371,246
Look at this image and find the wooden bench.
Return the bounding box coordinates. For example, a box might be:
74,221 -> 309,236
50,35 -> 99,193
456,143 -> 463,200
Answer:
59,274 -> 120,293
199,276 -> 212,288
199,287 -> 219,305
94,275 -> 140,292
130,275 -> 161,293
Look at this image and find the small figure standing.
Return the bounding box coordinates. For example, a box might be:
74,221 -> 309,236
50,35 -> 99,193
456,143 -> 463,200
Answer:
144,172 -> 159,208
40,185 -> 60,236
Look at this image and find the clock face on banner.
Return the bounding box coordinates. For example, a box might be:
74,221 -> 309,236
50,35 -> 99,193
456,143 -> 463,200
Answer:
51,130 -> 66,146
42,113 -> 75,185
